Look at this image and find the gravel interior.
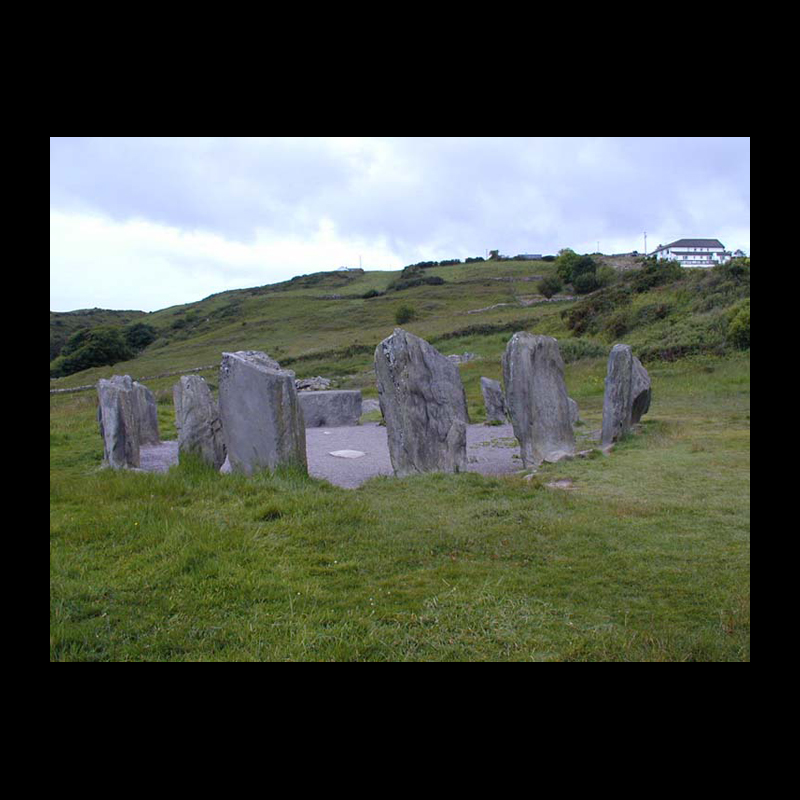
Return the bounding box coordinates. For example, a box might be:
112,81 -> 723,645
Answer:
139,422 -> 523,488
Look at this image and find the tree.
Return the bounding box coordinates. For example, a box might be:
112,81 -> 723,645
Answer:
555,249 -> 582,283
50,326 -> 134,377
556,249 -> 599,291
124,322 -> 157,351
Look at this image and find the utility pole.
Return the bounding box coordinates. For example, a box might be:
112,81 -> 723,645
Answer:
644,231 -> 647,256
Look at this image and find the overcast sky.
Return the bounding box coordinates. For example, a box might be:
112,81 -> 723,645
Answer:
50,137 -> 751,312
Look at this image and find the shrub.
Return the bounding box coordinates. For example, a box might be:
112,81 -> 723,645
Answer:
395,304 -> 416,325
555,249 -> 582,283
388,275 -> 445,292
124,322 -> 157,351
727,300 -> 750,349
595,265 -> 617,288
556,249 -> 601,292
636,302 -> 672,325
571,255 -> 598,280
50,326 -> 134,377
573,271 -> 601,294
562,285 -> 633,335
537,275 -> 563,298
626,259 -> 684,293
603,309 -> 633,338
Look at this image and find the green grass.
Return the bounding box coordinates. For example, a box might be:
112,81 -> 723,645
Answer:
50,353 -> 750,661
49,261 -> 560,388
50,259 -> 750,660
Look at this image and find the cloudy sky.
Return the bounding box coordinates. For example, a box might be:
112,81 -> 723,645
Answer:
50,137 -> 750,312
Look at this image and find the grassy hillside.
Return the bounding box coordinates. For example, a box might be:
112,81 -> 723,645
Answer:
50,257 -> 750,661
49,258 -> 750,388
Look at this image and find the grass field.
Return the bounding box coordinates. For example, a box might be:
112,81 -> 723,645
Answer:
50,348 -> 750,661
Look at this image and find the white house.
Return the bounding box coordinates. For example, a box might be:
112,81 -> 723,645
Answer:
650,238 -> 732,267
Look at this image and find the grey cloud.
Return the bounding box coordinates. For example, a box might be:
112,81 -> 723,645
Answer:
50,137 -> 750,257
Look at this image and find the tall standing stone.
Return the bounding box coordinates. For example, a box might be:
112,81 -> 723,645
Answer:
218,351 -> 307,476
601,344 -> 652,447
374,328 -> 469,477
97,375 -> 140,469
502,333 -> 575,467
132,381 -> 160,445
173,375 -> 226,470
480,377 -> 507,423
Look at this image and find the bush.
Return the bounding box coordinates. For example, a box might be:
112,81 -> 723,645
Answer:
603,309 -> 633,338
388,275 -> 445,292
124,322 -> 157,351
573,271 -> 601,294
556,250 -> 598,285
395,304 -> 416,325
595,265 -> 617,288
636,302 -> 672,325
626,259 -> 684,292
562,285 -> 633,335
50,326 -> 134,378
727,300 -> 750,349
555,249 -> 582,283
537,275 -> 563,298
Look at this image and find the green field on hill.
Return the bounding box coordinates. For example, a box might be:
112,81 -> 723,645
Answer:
50,257 -> 750,661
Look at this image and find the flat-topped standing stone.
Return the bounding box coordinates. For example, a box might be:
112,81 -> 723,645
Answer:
97,375 -> 140,469
218,350 -> 307,476
480,377 -> 507,423
502,333 -> 575,467
374,328 -> 469,477
601,344 -> 651,447
298,390 -> 362,427
173,375 -> 226,470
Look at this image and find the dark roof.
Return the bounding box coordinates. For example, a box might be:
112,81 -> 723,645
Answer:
654,238 -> 725,252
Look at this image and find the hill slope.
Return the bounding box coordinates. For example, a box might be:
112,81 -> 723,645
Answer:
50,257 -> 750,661
49,257 -> 750,392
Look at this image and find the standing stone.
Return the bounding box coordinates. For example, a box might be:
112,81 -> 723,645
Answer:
173,375 -> 226,470
218,350 -> 307,476
374,328 -> 469,477
132,381 -> 160,445
298,390 -> 362,427
97,375 -> 140,469
502,333 -> 576,467
630,357 -> 652,424
601,344 -> 651,447
480,377 -> 507,423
